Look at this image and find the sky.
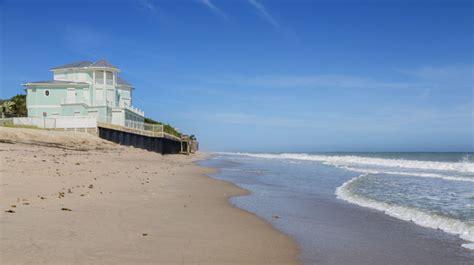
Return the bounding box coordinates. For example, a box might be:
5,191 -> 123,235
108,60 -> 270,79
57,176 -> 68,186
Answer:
1,0 -> 472,152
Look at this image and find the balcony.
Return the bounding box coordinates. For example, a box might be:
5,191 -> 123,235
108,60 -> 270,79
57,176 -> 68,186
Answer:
124,104 -> 144,116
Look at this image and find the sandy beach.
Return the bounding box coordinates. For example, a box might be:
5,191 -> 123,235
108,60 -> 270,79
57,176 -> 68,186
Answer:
0,127 -> 299,265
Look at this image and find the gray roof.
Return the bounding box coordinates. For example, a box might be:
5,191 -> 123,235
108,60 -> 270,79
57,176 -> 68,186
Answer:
50,61 -> 93,70
90,59 -> 118,69
117,77 -> 133,87
51,59 -> 119,70
25,80 -> 89,85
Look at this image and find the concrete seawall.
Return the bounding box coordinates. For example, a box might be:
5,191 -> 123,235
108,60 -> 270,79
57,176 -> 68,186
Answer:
98,127 -> 182,154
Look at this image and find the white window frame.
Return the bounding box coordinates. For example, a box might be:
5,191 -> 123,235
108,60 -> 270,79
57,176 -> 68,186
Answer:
95,70 -> 104,85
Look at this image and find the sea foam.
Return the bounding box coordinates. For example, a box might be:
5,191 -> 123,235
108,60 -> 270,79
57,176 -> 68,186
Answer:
231,152 -> 474,174
223,152 -> 474,182
336,174 -> 474,250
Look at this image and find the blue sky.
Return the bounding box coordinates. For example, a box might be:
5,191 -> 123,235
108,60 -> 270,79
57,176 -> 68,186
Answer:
1,0 -> 472,152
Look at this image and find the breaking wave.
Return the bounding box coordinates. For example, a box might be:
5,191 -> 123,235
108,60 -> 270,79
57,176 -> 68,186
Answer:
336,174 -> 474,250
221,152 -> 474,182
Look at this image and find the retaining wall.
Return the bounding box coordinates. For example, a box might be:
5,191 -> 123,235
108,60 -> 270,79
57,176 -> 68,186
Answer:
98,126 -> 182,154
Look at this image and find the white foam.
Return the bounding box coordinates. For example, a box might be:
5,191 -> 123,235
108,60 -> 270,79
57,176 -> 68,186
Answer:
336,175 -> 474,250
222,152 -> 474,178
339,166 -> 474,182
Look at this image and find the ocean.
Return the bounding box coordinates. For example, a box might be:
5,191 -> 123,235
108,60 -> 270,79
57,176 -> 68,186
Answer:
200,152 -> 474,265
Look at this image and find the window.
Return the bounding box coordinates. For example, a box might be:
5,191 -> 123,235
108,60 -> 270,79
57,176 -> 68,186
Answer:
95,70 -> 104,84
106,71 -> 113,85
44,90 -> 50,96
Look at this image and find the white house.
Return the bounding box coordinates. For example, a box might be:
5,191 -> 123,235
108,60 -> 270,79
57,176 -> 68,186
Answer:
23,59 -> 145,126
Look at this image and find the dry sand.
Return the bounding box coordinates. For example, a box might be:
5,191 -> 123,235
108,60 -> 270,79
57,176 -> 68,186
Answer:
0,127 -> 299,265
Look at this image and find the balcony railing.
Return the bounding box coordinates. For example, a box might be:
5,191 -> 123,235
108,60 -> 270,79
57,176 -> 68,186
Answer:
60,98 -> 144,116
122,120 -> 181,141
124,105 -> 145,116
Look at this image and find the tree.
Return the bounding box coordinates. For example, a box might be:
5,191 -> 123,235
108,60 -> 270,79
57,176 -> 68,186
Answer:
1,94 -> 27,117
10,94 -> 27,116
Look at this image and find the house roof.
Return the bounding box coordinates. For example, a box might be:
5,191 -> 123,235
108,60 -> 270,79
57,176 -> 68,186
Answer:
117,77 -> 133,87
24,80 -> 89,86
90,59 -> 118,69
50,59 -> 119,70
50,61 -> 93,70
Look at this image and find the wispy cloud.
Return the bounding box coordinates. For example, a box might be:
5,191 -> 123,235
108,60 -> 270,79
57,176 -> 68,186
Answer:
395,64 -> 473,88
248,0 -> 279,28
198,64 -> 474,91
137,0 -> 156,12
198,0 -> 228,20
201,74 -> 425,90
192,111 -> 319,128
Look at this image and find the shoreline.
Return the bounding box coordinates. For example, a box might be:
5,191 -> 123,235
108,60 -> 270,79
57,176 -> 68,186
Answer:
0,127 -> 300,264
205,153 -> 474,265
195,154 -> 303,261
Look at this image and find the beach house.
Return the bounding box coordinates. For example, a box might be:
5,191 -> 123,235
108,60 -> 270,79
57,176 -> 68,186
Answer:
23,59 -> 144,126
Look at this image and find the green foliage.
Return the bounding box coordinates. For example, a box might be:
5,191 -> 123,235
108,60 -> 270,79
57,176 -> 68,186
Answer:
144,117 -> 160,124
1,94 -> 27,117
144,117 -> 182,138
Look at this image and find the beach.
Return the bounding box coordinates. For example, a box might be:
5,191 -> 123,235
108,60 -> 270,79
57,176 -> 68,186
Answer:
0,127 -> 299,265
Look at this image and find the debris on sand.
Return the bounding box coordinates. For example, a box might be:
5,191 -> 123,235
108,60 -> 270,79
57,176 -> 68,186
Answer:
61,208 -> 72,211
5,210 -> 15,213
88,184 -> 93,189
142,233 -> 148,236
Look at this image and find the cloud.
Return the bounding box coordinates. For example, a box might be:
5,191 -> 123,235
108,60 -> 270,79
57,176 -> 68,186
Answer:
248,0 -> 279,28
196,111 -> 321,128
202,74 -> 425,90
395,64 -> 474,88
199,64 -> 474,91
138,0 -> 156,12
198,0 -> 228,20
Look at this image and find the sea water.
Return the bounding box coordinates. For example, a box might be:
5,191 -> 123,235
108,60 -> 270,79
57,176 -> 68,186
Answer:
201,152 -> 474,263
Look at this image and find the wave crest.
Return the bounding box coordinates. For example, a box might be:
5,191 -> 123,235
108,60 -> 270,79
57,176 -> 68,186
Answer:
336,175 -> 474,250
220,152 -> 474,181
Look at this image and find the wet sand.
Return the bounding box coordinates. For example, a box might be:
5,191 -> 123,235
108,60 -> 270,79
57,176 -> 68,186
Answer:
0,127 -> 299,265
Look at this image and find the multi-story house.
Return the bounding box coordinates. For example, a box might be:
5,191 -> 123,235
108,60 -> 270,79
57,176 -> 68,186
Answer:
23,59 -> 144,126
